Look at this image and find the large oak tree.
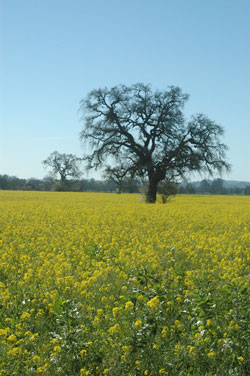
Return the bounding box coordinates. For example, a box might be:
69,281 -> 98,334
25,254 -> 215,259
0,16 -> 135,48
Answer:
79,83 -> 230,203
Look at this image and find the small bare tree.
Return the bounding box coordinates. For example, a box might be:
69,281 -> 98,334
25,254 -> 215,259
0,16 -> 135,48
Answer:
103,165 -> 128,193
42,151 -> 82,184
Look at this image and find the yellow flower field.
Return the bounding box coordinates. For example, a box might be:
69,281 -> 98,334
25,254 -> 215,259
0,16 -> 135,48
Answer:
1,191 -> 250,375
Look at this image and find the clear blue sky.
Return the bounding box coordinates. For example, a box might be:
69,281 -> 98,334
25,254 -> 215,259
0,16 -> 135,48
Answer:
1,0 -> 250,181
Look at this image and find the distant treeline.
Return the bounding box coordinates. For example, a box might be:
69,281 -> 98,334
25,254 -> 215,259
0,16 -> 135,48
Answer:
1,174 -> 250,195
0,174 -> 140,193
179,178 -> 250,195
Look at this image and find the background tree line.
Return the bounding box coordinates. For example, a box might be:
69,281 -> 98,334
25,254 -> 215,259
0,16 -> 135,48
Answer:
179,178 -> 250,195
1,173 -> 250,196
0,174 -> 140,193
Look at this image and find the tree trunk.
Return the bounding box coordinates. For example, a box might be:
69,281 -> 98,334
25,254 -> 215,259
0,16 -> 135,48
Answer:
146,178 -> 158,203
117,183 -> 122,194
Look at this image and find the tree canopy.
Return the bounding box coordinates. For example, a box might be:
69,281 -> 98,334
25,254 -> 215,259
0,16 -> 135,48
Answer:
79,83 -> 230,202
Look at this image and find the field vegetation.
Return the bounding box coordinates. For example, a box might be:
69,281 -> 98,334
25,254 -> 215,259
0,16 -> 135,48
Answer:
0,191 -> 250,375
